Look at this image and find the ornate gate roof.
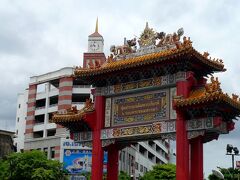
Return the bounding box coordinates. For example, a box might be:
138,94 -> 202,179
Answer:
74,24 -> 225,86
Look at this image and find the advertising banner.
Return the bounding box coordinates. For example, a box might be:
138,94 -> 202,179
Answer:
61,139 -> 107,174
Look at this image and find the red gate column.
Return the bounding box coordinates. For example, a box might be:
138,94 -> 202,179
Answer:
176,110 -> 189,180
107,144 -> 119,180
190,137 -> 203,180
91,96 -> 105,180
176,72 -> 195,180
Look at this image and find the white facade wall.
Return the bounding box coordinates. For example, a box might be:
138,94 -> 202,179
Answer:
14,89 -> 28,152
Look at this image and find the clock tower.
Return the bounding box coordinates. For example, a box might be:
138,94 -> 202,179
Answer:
83,18 -> 106,68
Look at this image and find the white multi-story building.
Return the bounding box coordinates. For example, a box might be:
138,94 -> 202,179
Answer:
14,20 -> 170,178
120,140 -> 169,178
15,90 -> 28,152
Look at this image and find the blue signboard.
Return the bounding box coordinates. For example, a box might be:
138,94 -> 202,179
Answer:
63,149 -> 107,174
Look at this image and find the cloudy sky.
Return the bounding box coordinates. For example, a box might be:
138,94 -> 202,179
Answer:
0,0 -> 240,177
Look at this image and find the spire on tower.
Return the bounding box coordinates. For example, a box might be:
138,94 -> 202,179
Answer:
95,17 -> 98,33
89,18 -> 102,37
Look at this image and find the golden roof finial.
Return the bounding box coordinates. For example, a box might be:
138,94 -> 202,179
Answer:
95,17 -> 98,33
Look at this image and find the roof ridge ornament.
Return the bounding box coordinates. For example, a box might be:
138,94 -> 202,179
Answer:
232,94 -> 239,102
205,76 -> 222,94
202,52 -> 224,66
109,23 -> 191,60
51,98 -> 95,122
138,22 -> 156,47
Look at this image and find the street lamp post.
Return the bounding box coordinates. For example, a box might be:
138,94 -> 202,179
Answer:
226,144 -> 240,169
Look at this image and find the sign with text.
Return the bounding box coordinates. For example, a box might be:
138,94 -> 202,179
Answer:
108,89 -> 170,127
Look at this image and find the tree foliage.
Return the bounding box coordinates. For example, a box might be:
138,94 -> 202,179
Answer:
118,171 -> 131,180
208,167 -> 240,180
0,150 -> 67,180
140,164 -> 176,180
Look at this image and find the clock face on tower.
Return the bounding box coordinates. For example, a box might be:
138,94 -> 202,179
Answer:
89,41 -> 100,52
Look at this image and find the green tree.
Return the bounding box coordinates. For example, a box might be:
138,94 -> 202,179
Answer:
118,171 -> 131,180
140,164 -> 176,180
208,167 -> 240,180
0,150 -> 67,180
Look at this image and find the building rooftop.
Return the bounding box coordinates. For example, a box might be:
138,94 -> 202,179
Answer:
0,129 -> 15,136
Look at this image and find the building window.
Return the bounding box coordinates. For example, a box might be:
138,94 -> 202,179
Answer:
16,130 -> 18,135
18,104 -> 21,108
33,131 -> 43,138
47,129 -> 56,137
49,95 -> 58,106
139,145 -> 147,156
148,151 -> 154,161
135,162 -> 138,170
156,157 -> 161,164
35,114 -> 44,124
140,165 -> 143,172
35,98 -> 46,109
50,147 -> 55,159
17,117 -> 20,122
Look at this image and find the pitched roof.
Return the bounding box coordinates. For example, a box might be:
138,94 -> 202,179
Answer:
88,31 -> 103,37
74,43 -> 225,78
175,78 -> 240,111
